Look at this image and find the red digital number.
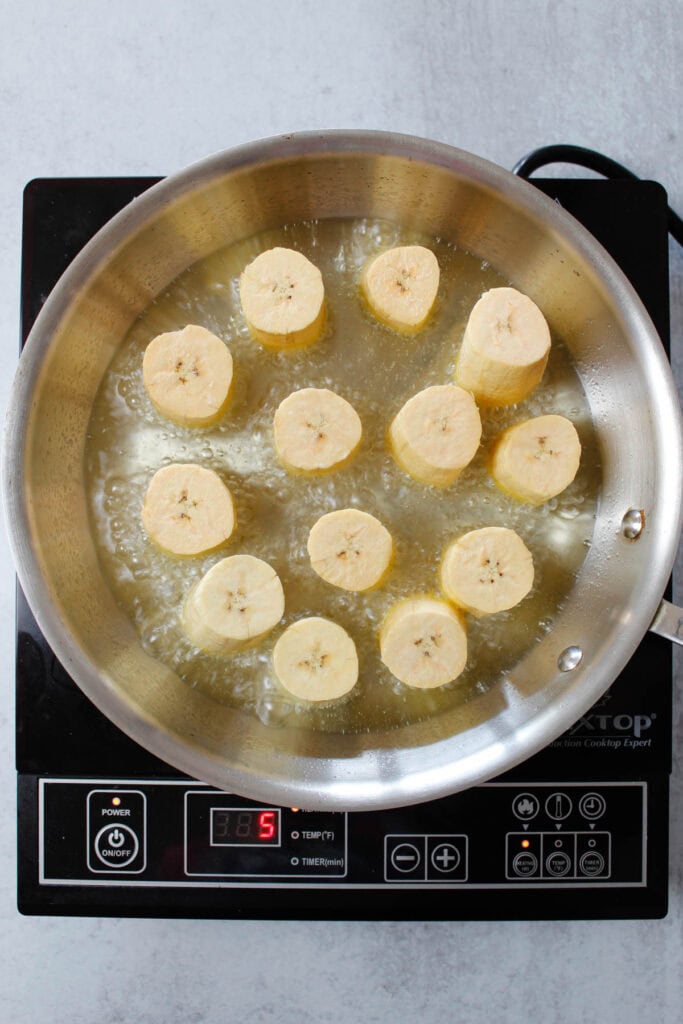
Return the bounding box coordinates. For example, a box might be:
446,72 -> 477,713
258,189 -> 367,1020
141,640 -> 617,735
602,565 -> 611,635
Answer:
258,811 -> 276,841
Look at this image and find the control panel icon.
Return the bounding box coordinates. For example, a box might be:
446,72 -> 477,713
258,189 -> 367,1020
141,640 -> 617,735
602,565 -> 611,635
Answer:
545,851 -> 571,877
512,793 -> 540,821
94,824 -> 139,868
512,851 -> 539,877
430,842 -> 461,874
579,851 -> 606,876
579,793 -> 607,820
390,843 -> 422,874
544,792 -> 573,821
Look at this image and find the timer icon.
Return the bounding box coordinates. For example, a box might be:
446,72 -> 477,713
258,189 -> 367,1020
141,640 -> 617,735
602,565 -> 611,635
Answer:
579,793 -> 606,820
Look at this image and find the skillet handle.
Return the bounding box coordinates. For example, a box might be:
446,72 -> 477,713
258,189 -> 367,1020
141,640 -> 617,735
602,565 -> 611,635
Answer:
649,599 -> 683,646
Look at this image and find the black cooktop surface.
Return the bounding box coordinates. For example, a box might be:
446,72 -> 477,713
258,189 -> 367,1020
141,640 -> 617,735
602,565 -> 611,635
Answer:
16,176 -> 673,919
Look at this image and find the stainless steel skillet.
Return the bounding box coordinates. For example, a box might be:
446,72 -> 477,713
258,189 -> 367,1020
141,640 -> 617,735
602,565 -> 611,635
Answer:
4,131 -> 682,810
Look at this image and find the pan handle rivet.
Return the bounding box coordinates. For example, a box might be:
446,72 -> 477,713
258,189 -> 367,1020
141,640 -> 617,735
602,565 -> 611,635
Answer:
558,646 -> 583,672
621,508 -> 645,539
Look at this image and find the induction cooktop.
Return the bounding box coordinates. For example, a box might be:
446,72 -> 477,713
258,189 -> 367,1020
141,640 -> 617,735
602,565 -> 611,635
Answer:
16,174 -> 673,919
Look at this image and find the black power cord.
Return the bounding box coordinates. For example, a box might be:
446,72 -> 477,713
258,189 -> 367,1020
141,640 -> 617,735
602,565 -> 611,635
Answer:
513,144 -> 683,246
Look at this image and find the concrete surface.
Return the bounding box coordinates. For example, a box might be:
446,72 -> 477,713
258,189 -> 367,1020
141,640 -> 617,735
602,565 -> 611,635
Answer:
0,1 -> 681,1021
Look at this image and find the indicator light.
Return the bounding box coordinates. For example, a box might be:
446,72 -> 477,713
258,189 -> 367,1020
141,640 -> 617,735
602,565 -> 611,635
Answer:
521,839 -> 530,849
112,797 -> 121,807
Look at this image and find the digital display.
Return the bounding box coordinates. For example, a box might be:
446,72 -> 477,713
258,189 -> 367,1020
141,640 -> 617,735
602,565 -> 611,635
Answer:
210,808 -> 280,847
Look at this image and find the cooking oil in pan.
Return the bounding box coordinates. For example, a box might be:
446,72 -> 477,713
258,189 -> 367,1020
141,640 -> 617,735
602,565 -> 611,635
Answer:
85,218 -> 600,734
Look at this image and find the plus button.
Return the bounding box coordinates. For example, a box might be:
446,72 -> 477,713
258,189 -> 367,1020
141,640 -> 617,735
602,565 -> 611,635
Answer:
430,842 -> 461,874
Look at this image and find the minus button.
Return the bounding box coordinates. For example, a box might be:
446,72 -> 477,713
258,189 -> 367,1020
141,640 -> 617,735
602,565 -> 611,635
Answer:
390,843 -> 422,872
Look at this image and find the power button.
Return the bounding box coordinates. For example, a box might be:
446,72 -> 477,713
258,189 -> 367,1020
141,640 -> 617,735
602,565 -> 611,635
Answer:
87,790 -> 146,874
93,824 -> 140,868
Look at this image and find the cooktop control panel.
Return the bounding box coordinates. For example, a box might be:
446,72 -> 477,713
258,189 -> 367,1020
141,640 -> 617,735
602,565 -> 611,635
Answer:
38,779 -> 646,890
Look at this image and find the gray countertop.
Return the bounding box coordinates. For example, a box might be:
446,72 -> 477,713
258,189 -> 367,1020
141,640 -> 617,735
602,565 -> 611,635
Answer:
1,2 -> 681,1021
